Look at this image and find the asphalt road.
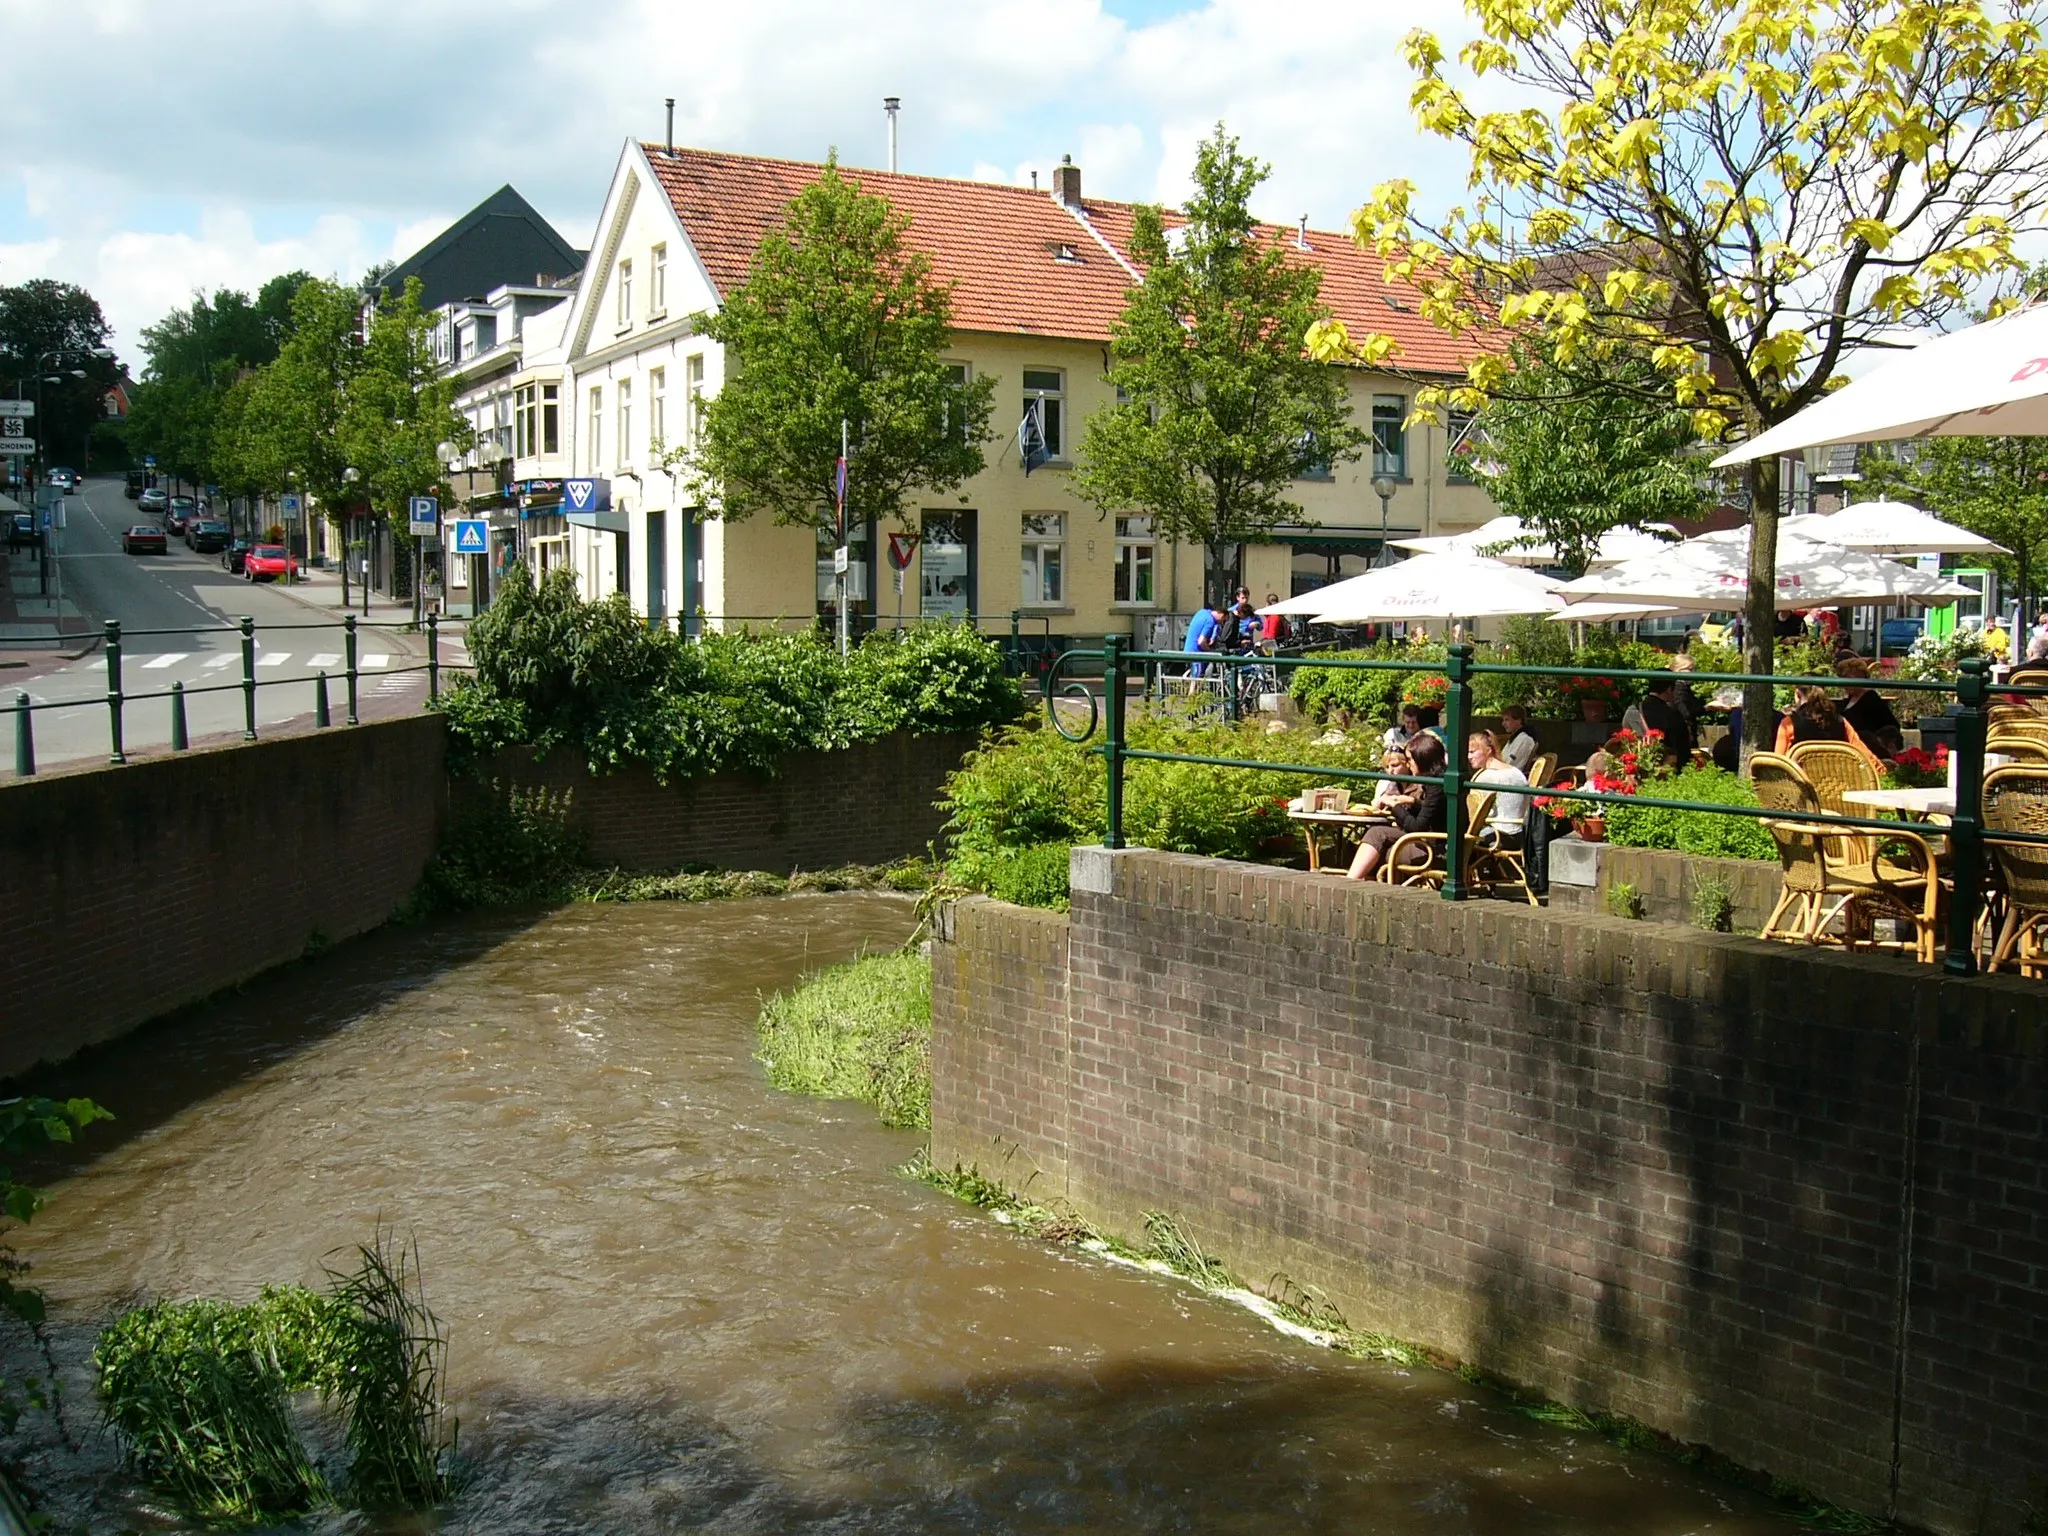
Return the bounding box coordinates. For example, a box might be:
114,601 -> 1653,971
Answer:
6,477 -> 454,774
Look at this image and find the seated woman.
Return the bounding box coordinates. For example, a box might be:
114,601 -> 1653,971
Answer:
1370,745 -> 1414,812
1347,734 -> 1448,880
1467,730 -> 1531,849
1774,685 -> 1883,775
1835,657 -> 1904,759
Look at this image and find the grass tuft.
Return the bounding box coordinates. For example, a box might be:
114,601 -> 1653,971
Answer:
758,950 -> 933,1130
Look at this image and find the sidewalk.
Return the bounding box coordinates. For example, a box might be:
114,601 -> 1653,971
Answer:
0,548 -> 94,664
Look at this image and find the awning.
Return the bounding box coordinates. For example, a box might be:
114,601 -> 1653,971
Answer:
567,509 -> 630,534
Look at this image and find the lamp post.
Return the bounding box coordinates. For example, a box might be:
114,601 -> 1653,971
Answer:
1371,472 -> 1398,568
341,467 -> 361,611
439,440 -> 469,618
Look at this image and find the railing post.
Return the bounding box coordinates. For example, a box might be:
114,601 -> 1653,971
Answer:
13,692 -> 33,777
239,615 -> 257,741
1944,656 -> 1989,974
1441,641 -> 1473,901
1102,635 -> 1127,850
315,671 -> 331,728
345,615 -> 360,725
105,619 -> 126,765
427,611 -> 440,702
169,680 -> 189,751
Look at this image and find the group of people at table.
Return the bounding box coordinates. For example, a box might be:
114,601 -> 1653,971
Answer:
1341,708 -> 1540,882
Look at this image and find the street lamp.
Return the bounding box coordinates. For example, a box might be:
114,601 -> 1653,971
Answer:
342,467 -> 362,610
1371,472 -> 1398,567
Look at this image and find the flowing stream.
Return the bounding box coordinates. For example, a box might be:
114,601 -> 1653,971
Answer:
3,897 -> 1803,1533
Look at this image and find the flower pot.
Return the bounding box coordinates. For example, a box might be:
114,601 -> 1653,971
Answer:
1573,816 -> 1607,843
1579,698 -> 1610,723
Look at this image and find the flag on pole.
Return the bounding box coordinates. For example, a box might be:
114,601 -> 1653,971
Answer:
1018,399 -> 1049,476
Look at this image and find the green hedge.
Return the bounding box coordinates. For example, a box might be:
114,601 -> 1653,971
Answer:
940,715 -> 1381,906
437,567 -> 1023,780
1603,766 -> 1775,861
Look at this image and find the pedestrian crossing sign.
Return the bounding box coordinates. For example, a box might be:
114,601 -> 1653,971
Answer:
451,519 -> 489,555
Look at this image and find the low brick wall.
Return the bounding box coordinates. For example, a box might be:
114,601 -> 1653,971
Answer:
931,851 -> 2046,1534
474,731 -> 975,873
1549,840 -> 1782,933
0,716 -> 448,1081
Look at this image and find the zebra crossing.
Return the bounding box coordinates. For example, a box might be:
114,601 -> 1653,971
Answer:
63,649 -> 410,676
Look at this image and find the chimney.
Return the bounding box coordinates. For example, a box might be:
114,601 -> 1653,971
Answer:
1296,215 -> 1310,251
1052,153 -> 1082,209
883,96 -> 900,173
664,97 -> 675,156
1030,169 -> 1038,191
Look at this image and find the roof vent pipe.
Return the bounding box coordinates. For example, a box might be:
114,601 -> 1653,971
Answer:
665,98 -> 675,156
884,96 -> 900,173
1053,153 -> 1082,209
1297,215 -> 1309,251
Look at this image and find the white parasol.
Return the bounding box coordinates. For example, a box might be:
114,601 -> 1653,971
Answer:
1781,500 -> 2009,557
1393,516 -> 1681,568
1262,553 -> 1565,624
1714,303 -> 2048,466
1556,528 -> 1974,610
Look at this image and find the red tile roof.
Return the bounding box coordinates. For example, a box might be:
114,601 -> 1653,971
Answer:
640,146 -> 1484,376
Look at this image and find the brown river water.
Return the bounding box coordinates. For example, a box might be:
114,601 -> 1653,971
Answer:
2,897 -> 1804,1534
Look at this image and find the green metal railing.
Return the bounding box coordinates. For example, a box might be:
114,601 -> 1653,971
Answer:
10,612 -> 470,776
1044,639 -> 2048,976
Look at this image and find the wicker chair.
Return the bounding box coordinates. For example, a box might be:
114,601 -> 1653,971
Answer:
1378,790 -> 1538,904
1988,733 -> 2048,765
1981,765 -> 2048,978
1750,753 -> 1945,961
1788,740 -> 1882,863
1526,751 -> 1559,795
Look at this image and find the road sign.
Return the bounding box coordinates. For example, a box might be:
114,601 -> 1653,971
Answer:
0,400 -> 32,417
0,439 -> 32,457
2,418 -> 26,440
564,477 -> 610,513
280,492 -> 302,517
833,544 -> 850,575
408,495 -> 439,535
452,519 -> 489,555
886,531 -> 920,570
143,453 -> 156,467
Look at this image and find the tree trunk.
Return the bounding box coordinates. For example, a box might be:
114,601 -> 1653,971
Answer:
1741,451 -> 1782,757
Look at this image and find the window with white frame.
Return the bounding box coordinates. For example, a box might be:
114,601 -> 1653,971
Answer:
1113,515 -> 1156,605
541,384 -> 559,454
1020,513 -> 1065,605
588,385 -> 603,471
1022,369 -> 1064,459
616,259 -> 633,328
1372,393 -> 1408,478
617,378 -> 633,466
649,367 -> 667,454
515,384 -> 536,458
650,244 -> 667,314
685,354 -> 706,445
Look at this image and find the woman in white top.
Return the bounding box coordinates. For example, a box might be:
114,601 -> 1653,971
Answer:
1467,731 -> 1530,846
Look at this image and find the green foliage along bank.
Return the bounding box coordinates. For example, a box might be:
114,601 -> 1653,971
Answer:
436,569 -> 1023,782
756,950 -> 933,1130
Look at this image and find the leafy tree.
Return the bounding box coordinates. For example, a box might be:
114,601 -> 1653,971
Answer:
1076,126 -> 1365,602
1464,334 -> 1705,577
1861,437 -> 2048,619
675,157 -> 996,539
219,278 -> 365,598
0,279 -> 119,470
1311,0 -> 2048,745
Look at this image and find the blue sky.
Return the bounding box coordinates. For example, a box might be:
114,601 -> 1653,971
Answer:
0,0 -> 1475,365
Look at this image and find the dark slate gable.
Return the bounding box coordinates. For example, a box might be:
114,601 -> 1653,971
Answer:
370,185 -> 583,310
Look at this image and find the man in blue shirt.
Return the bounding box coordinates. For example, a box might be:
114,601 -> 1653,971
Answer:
1183,604 -> 1224,676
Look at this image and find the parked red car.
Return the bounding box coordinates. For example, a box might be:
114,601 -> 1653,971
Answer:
243,544 -> 296,582
122,524 -> 168,556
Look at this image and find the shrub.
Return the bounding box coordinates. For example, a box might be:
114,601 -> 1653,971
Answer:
442,567 -> 1021,781
1604,765 -> 1774,861
756,949 -> 933,1129
1288,643 -> 1411,727
1476,616 -> 1574,717
948,841 -> 1075,909
409,782 -> 588,915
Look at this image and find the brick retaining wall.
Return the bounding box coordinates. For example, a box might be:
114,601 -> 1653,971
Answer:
475,731 -> 974,873
930,851 -> 2046,1534
0,716 -> 448,1081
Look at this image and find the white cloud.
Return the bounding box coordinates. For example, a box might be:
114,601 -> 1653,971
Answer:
1,0 -> 1464,362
